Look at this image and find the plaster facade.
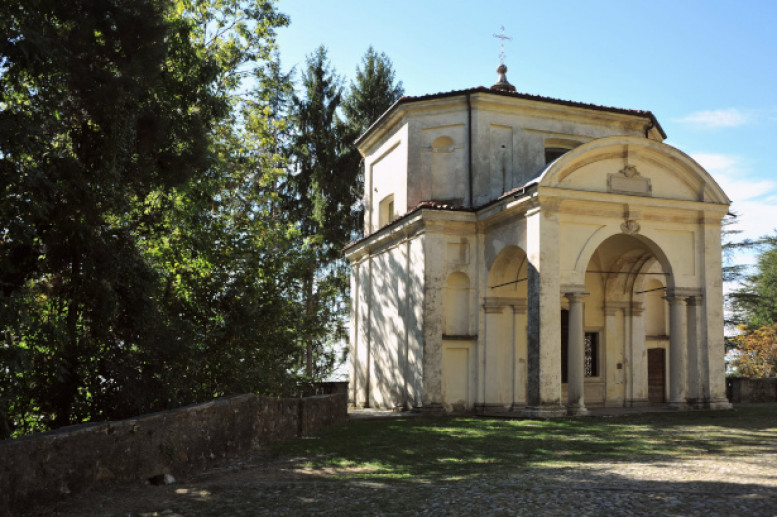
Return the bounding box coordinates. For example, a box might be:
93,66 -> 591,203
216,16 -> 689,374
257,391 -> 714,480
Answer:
345,82 -> 732,416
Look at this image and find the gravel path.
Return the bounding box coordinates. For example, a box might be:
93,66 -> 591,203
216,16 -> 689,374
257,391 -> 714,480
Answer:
45,450 -> 777,516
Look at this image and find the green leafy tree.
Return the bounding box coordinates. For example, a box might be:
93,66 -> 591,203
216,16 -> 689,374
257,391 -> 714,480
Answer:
730,324 -> 777,378
731,235 -> 777,330
0,0 -> 227,435
0,0 -> 293,438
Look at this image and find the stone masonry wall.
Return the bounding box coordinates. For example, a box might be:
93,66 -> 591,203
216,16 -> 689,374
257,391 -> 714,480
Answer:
0,393 -> 346,515
727,378 -> 777,403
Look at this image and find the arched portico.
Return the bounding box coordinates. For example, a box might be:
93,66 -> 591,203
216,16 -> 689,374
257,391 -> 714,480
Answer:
561,231 -> 705,412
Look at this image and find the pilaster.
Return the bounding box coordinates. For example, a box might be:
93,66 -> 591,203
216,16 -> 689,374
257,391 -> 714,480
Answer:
666,294 -> 688,410
521,203 -> 565,418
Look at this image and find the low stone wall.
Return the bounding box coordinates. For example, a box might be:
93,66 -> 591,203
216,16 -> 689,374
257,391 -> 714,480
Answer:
0,393 -> 346,515
727,377 -> 777,403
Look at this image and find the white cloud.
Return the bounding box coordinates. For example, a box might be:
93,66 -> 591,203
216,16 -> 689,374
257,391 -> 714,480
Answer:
692,153 -> 776,203
692,152 -> 738,171
690,152 -> 777,241
678,108 -> 751,128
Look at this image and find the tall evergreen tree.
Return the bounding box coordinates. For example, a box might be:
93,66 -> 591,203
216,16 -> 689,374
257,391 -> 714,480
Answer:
342,46 -> 405,137
341,47 -> 404,238
285,46 -> 345,378
731,235 -> 777,329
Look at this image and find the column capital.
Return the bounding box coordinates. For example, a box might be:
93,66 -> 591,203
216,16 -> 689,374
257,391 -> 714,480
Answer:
564,291 -> 589,303
685,295 -> 703,306
663,295 -> 688,305
665,287 -> 701,298
604,301 -> 630,316
483,303 -> 506,314
630,302 -> 645,316
511,299 -> 528,314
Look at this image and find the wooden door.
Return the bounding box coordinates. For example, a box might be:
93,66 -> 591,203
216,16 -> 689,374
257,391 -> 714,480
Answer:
648,348 -> 666,404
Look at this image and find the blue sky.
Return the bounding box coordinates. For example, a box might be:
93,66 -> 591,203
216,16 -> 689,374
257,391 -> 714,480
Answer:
275,0 -> 777,247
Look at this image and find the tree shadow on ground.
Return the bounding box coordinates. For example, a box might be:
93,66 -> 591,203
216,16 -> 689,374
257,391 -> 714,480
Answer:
276,405 -> 777,481
42,405 -> 777,516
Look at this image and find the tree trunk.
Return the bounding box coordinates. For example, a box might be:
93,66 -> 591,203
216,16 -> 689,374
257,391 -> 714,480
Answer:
55,253 -> 81,427
304,263 -> 315,378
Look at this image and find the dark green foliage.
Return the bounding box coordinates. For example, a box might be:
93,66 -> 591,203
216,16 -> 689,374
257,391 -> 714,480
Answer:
284,46 -> 347,377
0,0 -> 301,439
341,47 -> 404,239
731,234 -> 777,330
283,46 -> 403,378
342,46 -> 405,138
0,0 -> 226,435
1,2 -> 405,439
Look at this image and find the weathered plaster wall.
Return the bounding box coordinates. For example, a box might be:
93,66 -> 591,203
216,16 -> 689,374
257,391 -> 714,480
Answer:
0,393 -> 347,516
365,124 -> 408,234
727,378 -> 777,403
369,242 -> 407,408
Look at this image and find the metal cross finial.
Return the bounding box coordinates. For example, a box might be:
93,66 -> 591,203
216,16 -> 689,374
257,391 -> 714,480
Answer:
493,25 -> 512,65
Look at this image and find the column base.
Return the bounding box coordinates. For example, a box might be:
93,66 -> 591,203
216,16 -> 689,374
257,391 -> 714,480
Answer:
418,403 -> 444,415
667,401 -> 689,410
520,405 -> 567,419
567,404 -> 589,416
509,402 -> 526,413
624,398 -> 651,408
707,398 -> 733,410
474,403 -> 510,414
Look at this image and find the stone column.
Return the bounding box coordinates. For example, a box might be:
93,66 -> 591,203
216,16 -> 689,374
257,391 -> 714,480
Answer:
482,304 -> 505,412
686,296 -> 702,408
511,301 -> 528,411
565,292 -> 589,415
666,295 -> 688,409
629,303 -> 649,406
603,303 -> 626,407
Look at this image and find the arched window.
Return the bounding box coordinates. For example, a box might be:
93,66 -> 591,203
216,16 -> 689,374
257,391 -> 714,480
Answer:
432,135 -> 454,151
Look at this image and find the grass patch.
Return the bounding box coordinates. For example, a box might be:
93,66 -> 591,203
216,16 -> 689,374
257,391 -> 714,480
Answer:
275,405 -> 777,482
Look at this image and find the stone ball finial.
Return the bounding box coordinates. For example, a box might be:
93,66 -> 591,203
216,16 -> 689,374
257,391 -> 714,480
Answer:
491,63 -> 515,92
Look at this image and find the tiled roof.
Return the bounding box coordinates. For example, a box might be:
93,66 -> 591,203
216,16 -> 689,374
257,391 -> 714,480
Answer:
355,86 -> 666,146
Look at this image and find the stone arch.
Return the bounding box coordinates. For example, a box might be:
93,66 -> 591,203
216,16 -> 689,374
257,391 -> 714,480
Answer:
444,272 -> 470,335
536,136 -> 730,204
644,276 -> 668,336
574,228 -> 675,291
487,245 -> 528,298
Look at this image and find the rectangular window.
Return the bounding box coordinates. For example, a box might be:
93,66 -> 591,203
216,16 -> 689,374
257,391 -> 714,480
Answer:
560,311 -> 599,381
560,310 -> 568,383
584,332 -> 599,377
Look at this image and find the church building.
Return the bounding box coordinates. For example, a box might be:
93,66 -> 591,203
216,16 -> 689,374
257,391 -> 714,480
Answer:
344,63 -> 732,417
